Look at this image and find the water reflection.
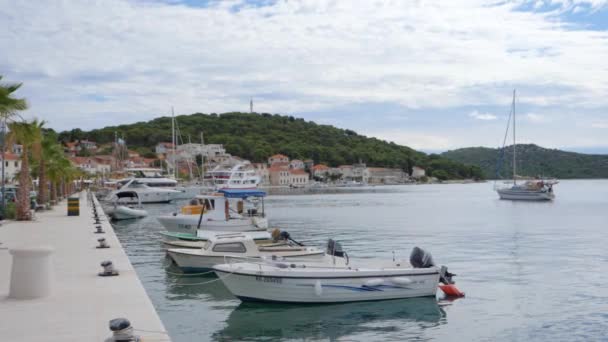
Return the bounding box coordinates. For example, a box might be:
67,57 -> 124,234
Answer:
214,297 -> 446,341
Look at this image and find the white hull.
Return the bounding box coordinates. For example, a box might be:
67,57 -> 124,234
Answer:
110,206 -> 148,220
496,188 -> 554,201
214,265 -> 440,303
157,215 -> 268,233
168,250 -> 325,272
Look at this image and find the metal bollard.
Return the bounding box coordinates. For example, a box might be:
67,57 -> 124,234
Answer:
98,260 -> 119,277
104,318 -> 141,342
96,238 -> 109,249
95,225 -> 105,234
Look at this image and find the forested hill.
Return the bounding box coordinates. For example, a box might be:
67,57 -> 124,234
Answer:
58,112 -> 484,180
441,144 -> 608,179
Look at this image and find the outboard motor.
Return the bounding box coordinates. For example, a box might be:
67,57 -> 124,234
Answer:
409,246 -> 435,268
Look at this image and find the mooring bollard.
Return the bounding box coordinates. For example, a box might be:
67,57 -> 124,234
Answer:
9,247 -> 54,299
95,225 -> 105,234
104,318 -> 141,342
97,238 -> 110,249
98,260 -> 119,276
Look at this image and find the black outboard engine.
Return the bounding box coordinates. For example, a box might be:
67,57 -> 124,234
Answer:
326,239 -> 345,257
409,246 -> 435,268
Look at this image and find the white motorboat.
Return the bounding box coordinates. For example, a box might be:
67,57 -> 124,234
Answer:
495,90 -> 558,201
204,160 -> 260,189
104,178 -> 181,204
167,232 -> 326,272
117,168 -> 204,200
159,230 -> 274,249
214,246 -> 460,304
157,189 -> 268,233
106,191 -> 148,220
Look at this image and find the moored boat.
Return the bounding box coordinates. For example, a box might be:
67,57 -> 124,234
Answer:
106,190 -> 148,220
157,189 -> 268,233
213,246 -> 459,303
167,232 -> 325,272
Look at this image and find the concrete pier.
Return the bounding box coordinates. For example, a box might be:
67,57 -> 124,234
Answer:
0,192 -> 170,341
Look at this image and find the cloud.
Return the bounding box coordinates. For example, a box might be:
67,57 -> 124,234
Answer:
469,110 -> 498,120
591,121 -> 608,128
524,113 -> 548,123
0,0 -> 607,151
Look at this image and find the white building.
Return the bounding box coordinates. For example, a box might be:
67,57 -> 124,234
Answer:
412,166 -> 426,178
268,154 -> 289,165
289,159 -> 305,170
0,153 -> 22,181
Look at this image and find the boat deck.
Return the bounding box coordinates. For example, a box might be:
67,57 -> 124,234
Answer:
0,192 -> 170,342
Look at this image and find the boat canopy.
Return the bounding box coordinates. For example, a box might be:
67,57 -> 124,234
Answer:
218,189 -> 266,198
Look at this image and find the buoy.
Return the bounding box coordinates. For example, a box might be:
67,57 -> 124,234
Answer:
364,278 -> 384,287
314,280 -> 323,296
439,284 -> 465,297
390,277 -> 412,285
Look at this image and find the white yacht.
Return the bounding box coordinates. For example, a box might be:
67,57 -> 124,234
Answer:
204,161 -> 260,189
104,178 -> 181,204
117,168 -> 202,199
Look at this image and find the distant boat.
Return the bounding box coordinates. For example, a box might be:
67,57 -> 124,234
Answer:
203,160 -> 260,189
495,90 -> 557,201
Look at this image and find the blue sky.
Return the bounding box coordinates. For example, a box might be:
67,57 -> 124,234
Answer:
1,0 -> 607,153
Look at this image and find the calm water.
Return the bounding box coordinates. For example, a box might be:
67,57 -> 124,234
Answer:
112,180 -> 608,341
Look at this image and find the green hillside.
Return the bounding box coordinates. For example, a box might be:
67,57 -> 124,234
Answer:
57,112 -> 484,180
441,144 -> 608,179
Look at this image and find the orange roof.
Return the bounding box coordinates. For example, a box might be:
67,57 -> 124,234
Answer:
338,165 -> 353,169
270,154 -> 288,159
312,164 -> 329,170
290,169 -> 308,175
3,152 -> 20,161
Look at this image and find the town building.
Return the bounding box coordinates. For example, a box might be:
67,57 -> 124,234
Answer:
0,153 -> 22,181
311,164 -> 330,180
289,159 -> 305,170
155,142 -> 174,154
252,163 -> 270,185
70,157 -> 112,175
411,166 -> 426,178
367,167 -> 408,184
268,154 -> 289,165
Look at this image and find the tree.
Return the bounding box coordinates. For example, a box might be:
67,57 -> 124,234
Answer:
38,131 -> 63,206
7,120 -> 42,220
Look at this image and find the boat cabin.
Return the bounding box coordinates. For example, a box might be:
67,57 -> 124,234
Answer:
183,189 -> 266,221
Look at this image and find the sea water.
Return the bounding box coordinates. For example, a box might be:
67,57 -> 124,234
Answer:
112,180 -> 608,341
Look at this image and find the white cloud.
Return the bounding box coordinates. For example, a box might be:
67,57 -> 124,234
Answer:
0,0 -> 607,154
469,110 -> 497,120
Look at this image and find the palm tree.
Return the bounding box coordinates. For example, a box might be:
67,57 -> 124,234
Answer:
0,76 -> 28,215
7,120 -> 42,220
37,133 -> 63,207
47,152 -> 72,204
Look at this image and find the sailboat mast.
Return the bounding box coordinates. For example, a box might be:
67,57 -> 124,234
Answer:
512,89 -> 516,185
171,107 -> 176,179
200,131 -> 205,181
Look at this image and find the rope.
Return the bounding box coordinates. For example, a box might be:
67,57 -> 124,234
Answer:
170,268 -> 234,286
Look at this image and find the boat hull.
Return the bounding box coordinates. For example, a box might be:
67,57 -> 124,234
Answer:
214,267 -> 440,303
110,206 -> 148,220
157,215 -> 268,234
168,250 -> 325,272
496,188 -> 554,201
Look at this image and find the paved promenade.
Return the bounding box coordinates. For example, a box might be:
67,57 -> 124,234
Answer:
0,191 -> 170,341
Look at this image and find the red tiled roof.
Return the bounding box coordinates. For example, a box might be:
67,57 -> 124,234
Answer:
270,154 -> 288,159
290,169 -> 308,175
3,153 -> 20,161
312,164 -> 329,170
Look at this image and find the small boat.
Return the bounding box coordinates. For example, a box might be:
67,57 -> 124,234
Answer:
107,191 -> 148,221
157,189 -> 268,234
159,230 -> 275,249
213,246 -> 459,304
495,90 -> 558,201
167,232 -> 325,272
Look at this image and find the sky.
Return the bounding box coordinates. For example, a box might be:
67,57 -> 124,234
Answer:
1,0 -> 608,153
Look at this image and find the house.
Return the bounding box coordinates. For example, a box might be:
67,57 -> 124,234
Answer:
127,150 -> 140,158
79,140 -> 97,151
289,159 -> 305,170
155,142 -> 174,154
368,167 -> 408,184
269,164 -> 291,186
0,153 -> 22,181
11,144 -> 23,156
289,169 -> 309,185
268,154 -> 289,165
412,166 -> 426,178
312,164 -> 330,179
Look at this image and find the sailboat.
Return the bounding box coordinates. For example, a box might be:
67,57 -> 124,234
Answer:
495,90 -> 558,201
